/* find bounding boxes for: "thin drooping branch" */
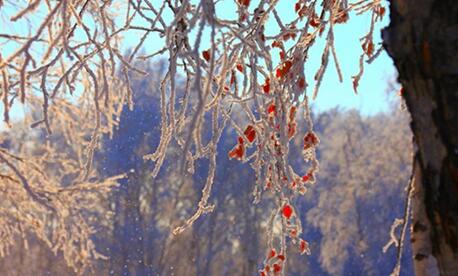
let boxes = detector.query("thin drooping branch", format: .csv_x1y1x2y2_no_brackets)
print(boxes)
0,1,388,274
383,151,415,276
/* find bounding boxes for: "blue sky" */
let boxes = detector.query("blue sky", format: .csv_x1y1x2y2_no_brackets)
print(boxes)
0,0,398,129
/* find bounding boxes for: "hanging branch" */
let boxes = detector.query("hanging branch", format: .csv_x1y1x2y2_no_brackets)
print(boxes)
383,152,416,276
0,0,388,274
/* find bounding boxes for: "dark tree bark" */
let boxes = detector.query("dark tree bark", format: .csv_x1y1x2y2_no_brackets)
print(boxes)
383,1,458,275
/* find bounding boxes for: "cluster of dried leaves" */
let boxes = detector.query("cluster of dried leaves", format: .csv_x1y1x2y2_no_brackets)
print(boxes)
0,0,386,274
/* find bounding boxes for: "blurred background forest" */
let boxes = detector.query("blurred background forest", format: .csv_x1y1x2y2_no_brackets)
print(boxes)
0,60,413,276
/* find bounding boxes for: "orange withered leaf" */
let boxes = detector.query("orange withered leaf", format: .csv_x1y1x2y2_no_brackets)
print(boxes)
289,106,297,121
287,122,297,139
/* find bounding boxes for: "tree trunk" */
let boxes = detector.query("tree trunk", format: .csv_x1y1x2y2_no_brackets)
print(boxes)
383,1,458,275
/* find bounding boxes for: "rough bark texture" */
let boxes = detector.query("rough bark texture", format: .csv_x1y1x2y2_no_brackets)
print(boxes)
383,0,458,275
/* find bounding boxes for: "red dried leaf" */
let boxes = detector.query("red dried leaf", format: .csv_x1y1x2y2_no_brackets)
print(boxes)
269,249,276,259
283,60,293,72
279,51,286,60
229,144,244,160
262,78,270,94
273,263,282,273
244,125,256,143
229,137,245,160
276,60,293,79
267,102,276,116
202,50,211,61
236,63,244,73
277,254,286,261
303,131,319,149
302,171,315,183
302,174,309,182
310,17,320,28
271,40,283,48
238,0,250,7
295,2,301,13
367,41,374,56
376,6,386,17
362,40,374,57
282,204,293,219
